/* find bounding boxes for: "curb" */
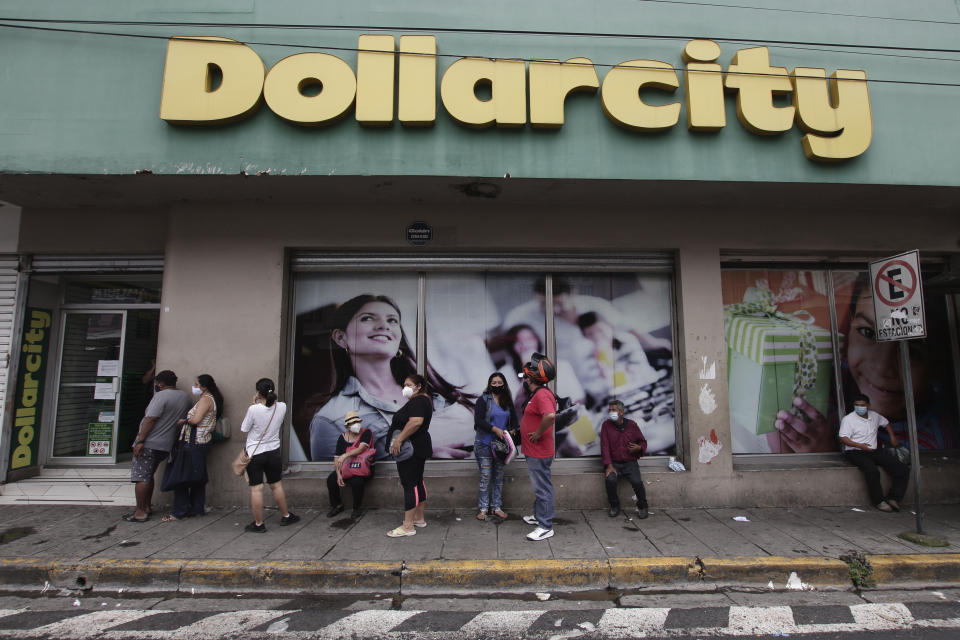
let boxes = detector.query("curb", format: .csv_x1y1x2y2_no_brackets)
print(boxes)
867,553,960,586
0,555,957,594
697,556,851,587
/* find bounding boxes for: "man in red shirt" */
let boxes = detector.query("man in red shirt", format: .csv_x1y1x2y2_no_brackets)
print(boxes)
519,353,557,541
600,399,649,519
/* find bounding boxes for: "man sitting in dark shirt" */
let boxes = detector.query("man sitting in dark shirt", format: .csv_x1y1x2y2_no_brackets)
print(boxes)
600,399,649,518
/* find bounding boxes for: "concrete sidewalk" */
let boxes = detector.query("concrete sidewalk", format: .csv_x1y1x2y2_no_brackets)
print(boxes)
1,503,959,595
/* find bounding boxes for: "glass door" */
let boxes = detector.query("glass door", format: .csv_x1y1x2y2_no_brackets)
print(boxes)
51,311,126,462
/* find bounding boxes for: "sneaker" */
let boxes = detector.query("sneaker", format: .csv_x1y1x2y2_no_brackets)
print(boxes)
280,512,301,526
608,507,621,518
522,515,539,525
636,507,649,519
327,504,344,518
245,521,266,533
876,501,893,512
526,526,555,541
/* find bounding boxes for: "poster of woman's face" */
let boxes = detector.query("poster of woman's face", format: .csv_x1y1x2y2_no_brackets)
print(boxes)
290,272,677,461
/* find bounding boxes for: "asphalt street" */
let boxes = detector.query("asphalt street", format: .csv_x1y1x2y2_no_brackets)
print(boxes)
0,587,958,639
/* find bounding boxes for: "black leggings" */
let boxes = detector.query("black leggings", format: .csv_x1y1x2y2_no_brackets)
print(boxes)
396,456,427,511
327,471,371,510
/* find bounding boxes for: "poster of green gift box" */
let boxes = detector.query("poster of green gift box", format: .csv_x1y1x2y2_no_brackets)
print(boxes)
726,315,833,435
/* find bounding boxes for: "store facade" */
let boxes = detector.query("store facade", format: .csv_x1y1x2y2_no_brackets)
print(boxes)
0,0,958,508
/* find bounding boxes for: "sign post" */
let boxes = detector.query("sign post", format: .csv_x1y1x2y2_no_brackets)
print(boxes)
868,250,926,534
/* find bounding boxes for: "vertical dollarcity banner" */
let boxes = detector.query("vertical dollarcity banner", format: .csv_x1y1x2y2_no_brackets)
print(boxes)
9,308,52,471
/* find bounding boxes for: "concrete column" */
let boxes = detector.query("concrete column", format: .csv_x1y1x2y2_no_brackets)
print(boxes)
156,206,287,506
675,244,733,483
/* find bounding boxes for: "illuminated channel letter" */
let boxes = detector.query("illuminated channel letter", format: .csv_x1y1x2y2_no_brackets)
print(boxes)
263,53,357,126
600,60,680,132
159,37,265,124
399,35,437,126
682,40,726,131
440,58,527,127
356,35,395,126
793,68,872,162
528,58,599,128
724,47,794,135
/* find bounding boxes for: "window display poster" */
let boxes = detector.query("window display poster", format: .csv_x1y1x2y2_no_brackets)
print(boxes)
834,271,958,451
290,272,677,462
722,270,839,454
723,269,959,454
290,274,420,461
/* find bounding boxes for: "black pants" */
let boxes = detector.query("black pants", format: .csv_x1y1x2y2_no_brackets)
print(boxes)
396,456,427,512
605,459,648,510
327,469,372,510
844,448,909,506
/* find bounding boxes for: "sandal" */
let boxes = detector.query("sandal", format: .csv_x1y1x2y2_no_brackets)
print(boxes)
387,526,416,538
413,520,427,528
492,509,508,520
122,513,149,523
160,514,182,523
476,512,487,521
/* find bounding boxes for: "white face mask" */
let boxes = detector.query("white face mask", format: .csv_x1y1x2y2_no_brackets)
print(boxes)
608,411,620,422
348,423,362,434
191,386,202,396
402,386,415,399
855,405,868,416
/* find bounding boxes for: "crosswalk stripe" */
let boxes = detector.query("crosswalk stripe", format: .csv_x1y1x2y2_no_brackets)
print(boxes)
850,603,914,628
0,612,21,622
313,609,421,638
30,610,161,638
458,610,543,635
728,605,795,635
599,607,670,635
156,609,289,637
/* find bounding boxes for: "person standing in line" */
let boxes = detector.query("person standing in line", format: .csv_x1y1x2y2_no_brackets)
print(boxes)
600,399,649,519
839,393,910,512
474,372,518,521
520,353,558,541
161,373,224,522
386,374,434,537
241,378,301,532
124,369,191,523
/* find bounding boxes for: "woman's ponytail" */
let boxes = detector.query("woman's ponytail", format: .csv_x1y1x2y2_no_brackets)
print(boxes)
256,378,277,407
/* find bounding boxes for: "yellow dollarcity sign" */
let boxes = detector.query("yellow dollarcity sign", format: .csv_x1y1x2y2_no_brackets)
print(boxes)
160,35,872,162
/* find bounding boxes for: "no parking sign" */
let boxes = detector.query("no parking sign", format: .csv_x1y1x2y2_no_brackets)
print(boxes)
868,250,926,341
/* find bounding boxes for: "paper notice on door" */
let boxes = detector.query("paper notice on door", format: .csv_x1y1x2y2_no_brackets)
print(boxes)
97,360,121,377
94,382,116,400
98,411,115,423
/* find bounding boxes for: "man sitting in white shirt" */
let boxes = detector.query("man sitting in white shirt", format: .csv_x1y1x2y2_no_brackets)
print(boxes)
838,393,910,512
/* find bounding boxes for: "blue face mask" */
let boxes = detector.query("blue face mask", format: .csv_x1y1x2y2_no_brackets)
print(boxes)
855,406,868,416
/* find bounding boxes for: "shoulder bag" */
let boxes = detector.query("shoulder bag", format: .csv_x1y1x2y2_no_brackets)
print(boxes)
340,429,375,479
232,403,277,476
161,425,207,491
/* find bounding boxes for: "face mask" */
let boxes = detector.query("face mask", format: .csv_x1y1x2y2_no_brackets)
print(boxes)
855,406,868,416
402,386,415,399
191,386,202,396
608,412,619,422
154,384,162,393
492,386,505,394
348,423,362,434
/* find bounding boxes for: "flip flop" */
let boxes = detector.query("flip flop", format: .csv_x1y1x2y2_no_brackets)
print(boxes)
160,514,182,523
413,520,427,528
492,510,509,520
122,513,150,523
387,526,416,537
476,512,486,521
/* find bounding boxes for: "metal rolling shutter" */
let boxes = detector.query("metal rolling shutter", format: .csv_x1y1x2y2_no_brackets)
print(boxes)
29,255,164,273
0,256,19,423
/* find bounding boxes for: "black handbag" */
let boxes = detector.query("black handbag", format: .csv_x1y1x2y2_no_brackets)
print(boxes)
161,425,208,491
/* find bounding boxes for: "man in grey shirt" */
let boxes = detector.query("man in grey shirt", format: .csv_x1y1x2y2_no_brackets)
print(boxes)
123,369,191,522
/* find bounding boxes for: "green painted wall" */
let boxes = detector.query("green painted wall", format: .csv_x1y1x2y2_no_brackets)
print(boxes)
0,0,958,185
